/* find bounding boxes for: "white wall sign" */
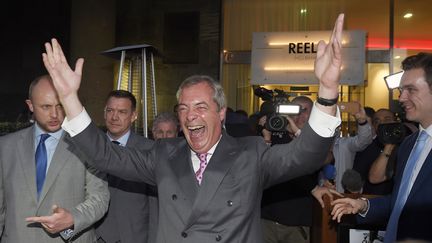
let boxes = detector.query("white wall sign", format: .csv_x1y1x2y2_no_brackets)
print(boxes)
251,30,366,85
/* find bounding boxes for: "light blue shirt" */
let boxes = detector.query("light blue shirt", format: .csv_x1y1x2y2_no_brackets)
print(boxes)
34,124,64,175
107,130,131,147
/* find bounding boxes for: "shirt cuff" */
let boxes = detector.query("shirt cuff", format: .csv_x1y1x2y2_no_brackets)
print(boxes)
61,108,91,137
358,198,370,217
308,102,341,137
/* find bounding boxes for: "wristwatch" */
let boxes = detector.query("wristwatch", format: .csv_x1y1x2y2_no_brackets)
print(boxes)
358,197,370,216
317,96,339,106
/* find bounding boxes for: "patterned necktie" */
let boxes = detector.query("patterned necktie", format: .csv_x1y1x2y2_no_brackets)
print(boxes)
384,131,429,243
35,133,50,198
195,153,208,185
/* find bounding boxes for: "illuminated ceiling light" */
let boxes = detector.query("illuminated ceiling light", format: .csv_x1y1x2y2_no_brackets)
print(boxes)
268,42,318,46
300,9,307,14
403,13,413,19
264,66,314,71
268,42,290,46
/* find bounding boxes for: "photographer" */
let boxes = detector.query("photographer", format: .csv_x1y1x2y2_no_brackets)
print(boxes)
257,95,312,145
257,106,293,145
260,96,318,243
369,118,418,184
353,108,398,195
255,88,297,145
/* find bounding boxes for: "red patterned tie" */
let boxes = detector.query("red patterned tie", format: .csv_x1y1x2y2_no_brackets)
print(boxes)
195,153,208,185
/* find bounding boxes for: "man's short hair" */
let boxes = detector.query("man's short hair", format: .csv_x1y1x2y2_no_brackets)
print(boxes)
364,106,376,120
28,75,52,99
176,75,226,111
341,169,363,193
152,112,179,132
374,108,395,120
106,90,137,110
402,52,432,88
291,96,313,107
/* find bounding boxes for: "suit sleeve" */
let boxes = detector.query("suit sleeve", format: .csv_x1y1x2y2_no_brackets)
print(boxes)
69,166,110,235
67,122,157,186
0,140,5,237
345,123,373,152
261,123,334,188
357,195,392,225
260,104,340,188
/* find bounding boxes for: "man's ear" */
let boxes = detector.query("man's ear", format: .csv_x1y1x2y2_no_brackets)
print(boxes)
131,110,138,123
26,99,34,113
219,107,227,122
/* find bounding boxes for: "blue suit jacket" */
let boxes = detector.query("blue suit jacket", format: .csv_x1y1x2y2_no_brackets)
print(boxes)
360,131,432,241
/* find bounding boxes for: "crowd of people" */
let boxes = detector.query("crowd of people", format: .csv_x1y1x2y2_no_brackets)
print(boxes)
1,13,432,243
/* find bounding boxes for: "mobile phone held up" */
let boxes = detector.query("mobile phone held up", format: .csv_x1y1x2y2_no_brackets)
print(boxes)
338,102,360,114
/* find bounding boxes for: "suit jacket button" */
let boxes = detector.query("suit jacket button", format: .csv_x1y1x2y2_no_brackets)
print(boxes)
227,200,233,206
181,231,187,238
172,194,177,200
216,235,222,241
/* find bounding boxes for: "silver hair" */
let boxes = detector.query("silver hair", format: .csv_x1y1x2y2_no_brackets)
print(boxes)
152,112,179,132
176,75,226,111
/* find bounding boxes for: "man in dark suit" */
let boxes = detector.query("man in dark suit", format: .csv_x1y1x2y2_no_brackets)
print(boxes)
0,75,109,242
332,52,432,242
42,13,345,243
95,90,155,243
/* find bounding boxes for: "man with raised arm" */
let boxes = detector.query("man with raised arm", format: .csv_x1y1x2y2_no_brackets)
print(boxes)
39,14,344,243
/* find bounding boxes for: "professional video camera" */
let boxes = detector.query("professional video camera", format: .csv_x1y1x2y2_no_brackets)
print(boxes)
377,122,406,144
254,87,300,132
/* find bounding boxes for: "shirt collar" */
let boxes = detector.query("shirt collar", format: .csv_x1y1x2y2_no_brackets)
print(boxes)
419,124,432,138
107,130,131,146
34,123,64,141
190,134,222,156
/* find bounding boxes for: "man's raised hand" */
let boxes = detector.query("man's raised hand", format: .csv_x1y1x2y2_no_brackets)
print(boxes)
314,13,344,98
43,38,84,118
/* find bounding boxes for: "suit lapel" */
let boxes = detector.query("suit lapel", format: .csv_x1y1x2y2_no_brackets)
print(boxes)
171,140,198,203
408,143,432,201
126,132,137,147
18,127,38,203
185,133,239,229
38,134,72,205
392,135,415,198
109,132,135,191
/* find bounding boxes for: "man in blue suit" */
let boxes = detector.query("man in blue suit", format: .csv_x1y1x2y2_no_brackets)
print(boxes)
331,52,432,242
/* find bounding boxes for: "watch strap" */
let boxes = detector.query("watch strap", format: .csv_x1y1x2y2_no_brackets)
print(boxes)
317,96,339,106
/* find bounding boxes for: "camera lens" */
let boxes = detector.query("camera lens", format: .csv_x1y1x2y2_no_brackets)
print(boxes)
266,115,288,131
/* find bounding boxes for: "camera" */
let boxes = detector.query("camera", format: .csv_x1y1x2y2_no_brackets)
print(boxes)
254,87,300,132
377,122,406,144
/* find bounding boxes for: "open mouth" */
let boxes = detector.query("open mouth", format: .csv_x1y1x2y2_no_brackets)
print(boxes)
188,125,205,137
402,103,413,112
